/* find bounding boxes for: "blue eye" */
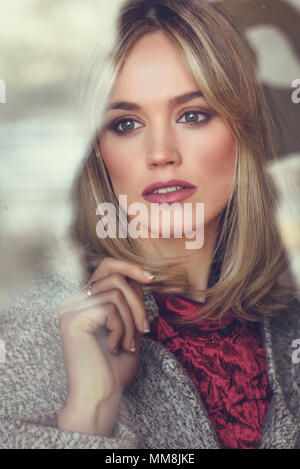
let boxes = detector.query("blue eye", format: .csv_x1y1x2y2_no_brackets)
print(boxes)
113,118,143,134
178,110,209,124
107,108,212,136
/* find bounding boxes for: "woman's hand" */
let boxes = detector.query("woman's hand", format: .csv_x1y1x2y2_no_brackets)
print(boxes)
57,258,154,435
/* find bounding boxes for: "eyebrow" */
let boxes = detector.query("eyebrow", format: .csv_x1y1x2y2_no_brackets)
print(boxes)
106,91,204,111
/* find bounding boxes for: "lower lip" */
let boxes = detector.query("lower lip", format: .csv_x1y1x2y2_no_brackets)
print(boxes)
142,188,197,203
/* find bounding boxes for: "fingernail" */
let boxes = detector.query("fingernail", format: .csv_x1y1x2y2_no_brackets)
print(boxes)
143,318,150,333
142,270,155,280
112,347,118,355
130,339,136,352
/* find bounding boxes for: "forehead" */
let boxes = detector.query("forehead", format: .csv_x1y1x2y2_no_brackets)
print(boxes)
110,31,200,103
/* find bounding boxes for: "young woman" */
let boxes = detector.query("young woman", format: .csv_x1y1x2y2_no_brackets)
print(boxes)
0,0,299,449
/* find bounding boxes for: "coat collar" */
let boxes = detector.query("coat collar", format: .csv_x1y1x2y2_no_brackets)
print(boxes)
142,289,299,449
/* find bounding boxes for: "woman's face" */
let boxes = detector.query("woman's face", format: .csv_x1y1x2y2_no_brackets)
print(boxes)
100,31,236,244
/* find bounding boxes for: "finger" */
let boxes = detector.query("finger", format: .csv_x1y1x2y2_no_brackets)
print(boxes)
94,304,126,354
58,258,153,334
86,289,135,352
59,289,135,352
89,257,155,285
87,274,150,335
57,290,86,317
127,278,145,301
57,280,108,316
58,257,154,312
105,308,128,354
66,302,125,345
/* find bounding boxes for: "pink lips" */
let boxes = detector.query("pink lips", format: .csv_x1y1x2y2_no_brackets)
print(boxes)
142,179,197,204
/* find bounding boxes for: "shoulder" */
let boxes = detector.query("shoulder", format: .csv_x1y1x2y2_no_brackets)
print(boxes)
0,270,87,338
268,298,300,352
267,297,300,419
270,297,300,327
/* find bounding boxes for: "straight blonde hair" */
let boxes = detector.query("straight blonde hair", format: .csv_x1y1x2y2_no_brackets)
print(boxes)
70,0,298,324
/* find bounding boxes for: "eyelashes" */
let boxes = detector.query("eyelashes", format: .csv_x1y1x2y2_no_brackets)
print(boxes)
106,108,214,136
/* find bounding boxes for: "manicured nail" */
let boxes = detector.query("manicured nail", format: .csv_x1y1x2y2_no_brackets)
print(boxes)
142,270,155,280
130,339,136,352
143,318,150,333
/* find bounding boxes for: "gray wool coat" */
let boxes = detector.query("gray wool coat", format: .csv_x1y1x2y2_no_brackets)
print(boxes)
0,271,299,449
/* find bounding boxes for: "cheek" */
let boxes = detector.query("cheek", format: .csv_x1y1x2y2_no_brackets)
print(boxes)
191,120,236,181
99,136,133,189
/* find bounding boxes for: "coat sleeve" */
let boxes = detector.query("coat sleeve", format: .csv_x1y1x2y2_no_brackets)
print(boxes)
0,273,139,449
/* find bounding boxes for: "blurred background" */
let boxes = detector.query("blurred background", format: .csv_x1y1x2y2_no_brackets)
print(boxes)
0,0,299,305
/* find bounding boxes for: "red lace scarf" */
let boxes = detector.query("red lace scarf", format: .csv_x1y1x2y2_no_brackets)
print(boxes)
147,291,273,449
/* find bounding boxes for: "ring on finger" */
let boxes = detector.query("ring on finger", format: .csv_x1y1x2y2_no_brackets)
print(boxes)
86,280,96,297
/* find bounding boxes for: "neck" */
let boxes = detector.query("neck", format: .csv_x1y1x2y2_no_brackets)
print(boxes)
140,217,220,302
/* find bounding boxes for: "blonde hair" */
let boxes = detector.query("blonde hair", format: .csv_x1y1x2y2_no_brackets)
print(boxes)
70,0,298,323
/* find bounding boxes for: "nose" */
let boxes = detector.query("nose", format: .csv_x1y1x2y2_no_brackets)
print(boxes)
145,133,182,168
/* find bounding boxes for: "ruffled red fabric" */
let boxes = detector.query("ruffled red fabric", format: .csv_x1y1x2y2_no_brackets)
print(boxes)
147,291,273,449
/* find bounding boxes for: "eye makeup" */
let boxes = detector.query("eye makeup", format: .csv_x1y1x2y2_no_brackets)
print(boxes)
105,107,216,136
